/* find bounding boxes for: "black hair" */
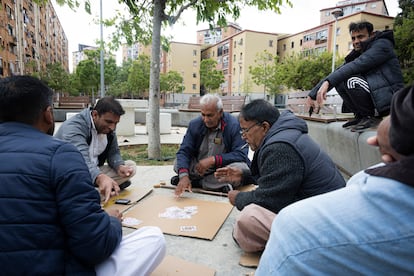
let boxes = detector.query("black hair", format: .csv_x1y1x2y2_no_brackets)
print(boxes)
240,99,280,126
349,21,374,34
0,75,53,125
93,96,125,116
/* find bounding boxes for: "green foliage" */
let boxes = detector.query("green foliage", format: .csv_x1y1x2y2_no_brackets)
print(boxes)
394,1,414,84
249,51,280,94
40,63,70,93
160,71,184,94
200,59,224,92
127,55,151,98
106,59,133,97
250,51,341,93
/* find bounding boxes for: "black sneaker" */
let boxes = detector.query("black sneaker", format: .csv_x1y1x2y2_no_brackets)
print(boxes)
342,117,362,128
170,175,179,186
119,180,131,190
351,116,382,132
221,184,233,193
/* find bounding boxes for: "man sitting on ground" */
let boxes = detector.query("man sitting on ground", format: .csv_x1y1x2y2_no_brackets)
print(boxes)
173,94,249,195
55,96,136,203
257,85,414,275
214,99,345,253
0,75,165,275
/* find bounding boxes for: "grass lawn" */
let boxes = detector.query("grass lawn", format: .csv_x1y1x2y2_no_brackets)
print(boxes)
120,144,179,165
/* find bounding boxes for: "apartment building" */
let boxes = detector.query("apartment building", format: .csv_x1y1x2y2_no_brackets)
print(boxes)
201,30,279,96
121,43,151,62
0,0,68,77
161,41,201,95
196,22,242,45
278,0,394,60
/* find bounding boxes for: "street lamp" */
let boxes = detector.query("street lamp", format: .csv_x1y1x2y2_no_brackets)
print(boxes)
331,8,343,72
99,0,105,98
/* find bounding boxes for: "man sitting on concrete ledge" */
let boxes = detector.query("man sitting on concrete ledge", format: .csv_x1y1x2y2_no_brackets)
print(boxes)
173,94,250,195
55,96,136,203
307,21,403,132
257,84,414,275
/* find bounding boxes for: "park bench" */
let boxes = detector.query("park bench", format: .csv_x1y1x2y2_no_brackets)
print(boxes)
57,96,91,109
286,90,353,123
179,95,246,113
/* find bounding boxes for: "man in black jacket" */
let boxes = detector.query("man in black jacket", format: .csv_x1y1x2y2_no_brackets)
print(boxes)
307,21,404,132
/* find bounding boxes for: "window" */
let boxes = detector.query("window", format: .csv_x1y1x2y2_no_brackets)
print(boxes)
192,84,197,90
233,54,236,62
283,44,286,51
192,73,197,78
291,42,294,49
193,61,197,67
193,50,197,56
269,40,273,47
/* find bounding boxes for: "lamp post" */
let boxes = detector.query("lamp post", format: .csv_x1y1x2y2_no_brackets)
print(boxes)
331,8,343,72
99,0,105,98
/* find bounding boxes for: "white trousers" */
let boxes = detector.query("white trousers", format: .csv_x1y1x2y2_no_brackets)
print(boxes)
95,226,166,276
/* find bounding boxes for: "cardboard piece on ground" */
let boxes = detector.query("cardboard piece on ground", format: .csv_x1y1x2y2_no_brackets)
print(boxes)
151,255,215,276
103,186,153,213
124,194,233,240
239,251,262,268
154,183,257,197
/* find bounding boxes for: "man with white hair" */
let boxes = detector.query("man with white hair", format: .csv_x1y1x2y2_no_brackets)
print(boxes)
173,94,249,196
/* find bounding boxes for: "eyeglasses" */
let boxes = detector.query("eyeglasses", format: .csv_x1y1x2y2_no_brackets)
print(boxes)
239,122,261,135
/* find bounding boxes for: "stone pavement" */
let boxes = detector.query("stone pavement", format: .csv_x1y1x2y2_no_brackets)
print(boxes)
55,122,256,275
119,125,255,275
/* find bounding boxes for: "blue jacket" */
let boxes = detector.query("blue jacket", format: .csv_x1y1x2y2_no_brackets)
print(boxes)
176,112,249,175
235,111,345,213
54,108,125,183
0,122,122,275
309,30,404,116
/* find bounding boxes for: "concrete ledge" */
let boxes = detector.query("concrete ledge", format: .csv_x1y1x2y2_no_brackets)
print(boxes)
54,108,83,122
135,108,240,127
306,121,381,177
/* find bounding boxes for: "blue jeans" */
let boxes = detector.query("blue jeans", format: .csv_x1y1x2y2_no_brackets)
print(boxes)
256,169,414,275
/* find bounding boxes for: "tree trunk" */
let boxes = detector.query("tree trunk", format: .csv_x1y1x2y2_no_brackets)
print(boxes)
147,0,163,159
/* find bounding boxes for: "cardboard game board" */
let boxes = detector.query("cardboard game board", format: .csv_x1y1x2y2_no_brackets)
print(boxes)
103,186,153,213
123,194,233,240
151,255,215,276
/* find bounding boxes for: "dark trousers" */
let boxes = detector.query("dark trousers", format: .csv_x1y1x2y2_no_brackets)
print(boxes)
336,76,376,117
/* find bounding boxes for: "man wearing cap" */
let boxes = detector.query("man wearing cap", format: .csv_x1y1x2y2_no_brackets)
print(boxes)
256,85,414,275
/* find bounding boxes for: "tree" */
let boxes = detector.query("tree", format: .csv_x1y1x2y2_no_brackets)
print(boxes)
249,51,280,95
128,55,151,98
40,63,71,95
394,0,414,84
200,59,224,93
117,0,292,159
107,59,134,98
49,0,292,160
160,70,184,105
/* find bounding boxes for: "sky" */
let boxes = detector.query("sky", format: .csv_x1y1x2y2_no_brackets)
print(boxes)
53,0,400,71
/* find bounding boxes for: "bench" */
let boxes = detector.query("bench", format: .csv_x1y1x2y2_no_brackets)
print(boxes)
179,95,246,113
286,90,353,123
57,96,91,109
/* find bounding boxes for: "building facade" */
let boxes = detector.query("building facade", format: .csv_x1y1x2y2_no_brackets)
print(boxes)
278,0,393,60
0,0,68,77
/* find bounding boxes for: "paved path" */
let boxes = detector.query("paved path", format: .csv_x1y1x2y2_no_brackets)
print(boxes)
55,122,256,275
